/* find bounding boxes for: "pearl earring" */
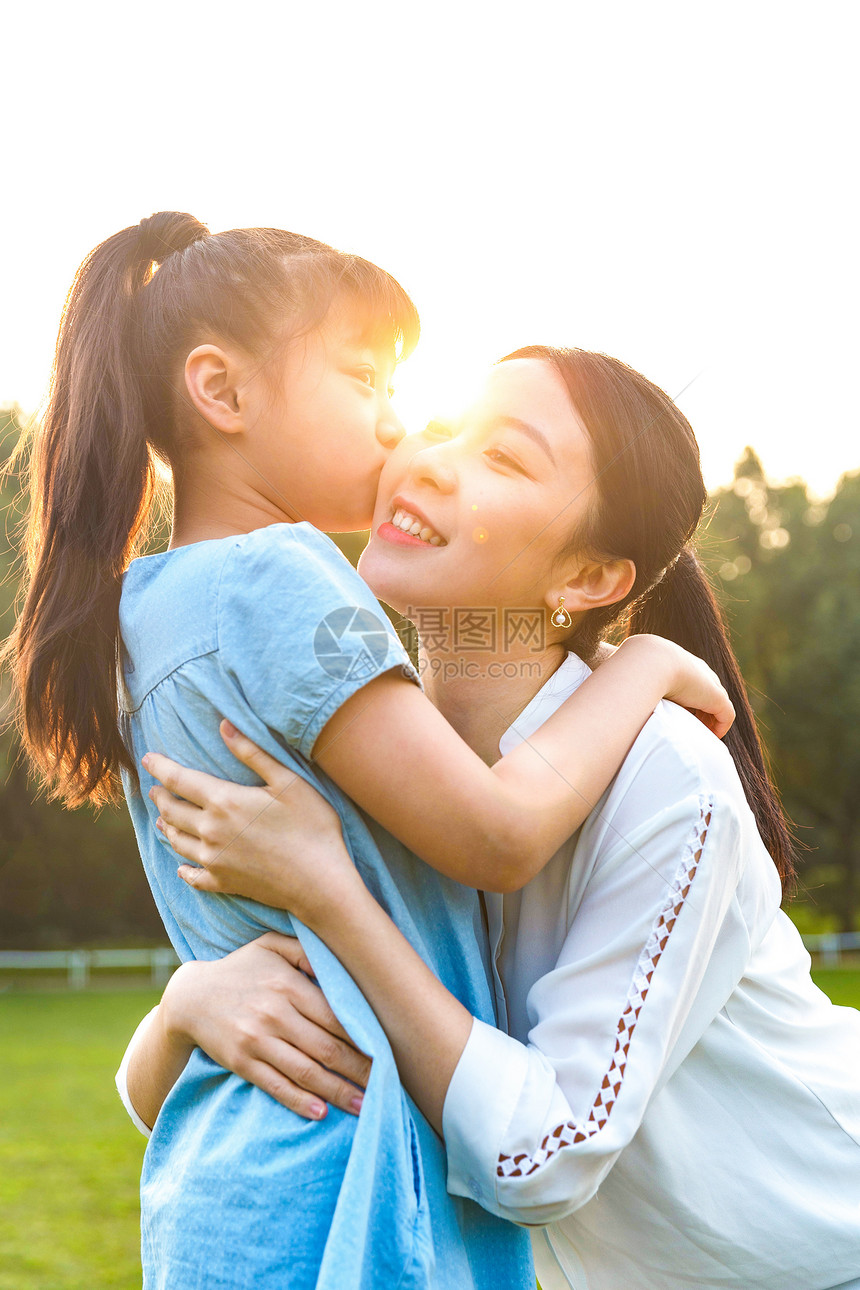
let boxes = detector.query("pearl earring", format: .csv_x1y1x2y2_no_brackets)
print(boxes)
550,597,572,629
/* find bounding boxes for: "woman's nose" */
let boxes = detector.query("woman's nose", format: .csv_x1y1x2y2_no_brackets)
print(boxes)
408,441,457,494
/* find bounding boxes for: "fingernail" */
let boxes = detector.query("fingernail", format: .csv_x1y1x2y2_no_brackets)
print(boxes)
309,1101,326,1119
141,754,151,769
156,817,164,832
350,1095,364,1113
221,719,237,737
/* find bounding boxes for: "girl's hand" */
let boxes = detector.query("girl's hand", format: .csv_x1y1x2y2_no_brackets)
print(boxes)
162,933,371,1120
143,722,361,922
627,635,735,737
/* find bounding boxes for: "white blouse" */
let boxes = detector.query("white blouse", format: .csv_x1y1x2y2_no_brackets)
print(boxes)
442,654,860,1290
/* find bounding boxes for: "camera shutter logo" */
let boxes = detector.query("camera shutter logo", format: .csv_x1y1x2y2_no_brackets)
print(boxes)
313,607,392,681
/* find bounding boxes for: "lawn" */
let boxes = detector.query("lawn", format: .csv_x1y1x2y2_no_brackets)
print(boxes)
0,973,857,1289
0,990,157,1290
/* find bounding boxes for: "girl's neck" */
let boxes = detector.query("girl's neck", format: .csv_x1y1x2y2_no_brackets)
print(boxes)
420,632,571,765
169,457,296,549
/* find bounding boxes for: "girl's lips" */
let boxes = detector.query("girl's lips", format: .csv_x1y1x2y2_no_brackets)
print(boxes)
377,521,442,549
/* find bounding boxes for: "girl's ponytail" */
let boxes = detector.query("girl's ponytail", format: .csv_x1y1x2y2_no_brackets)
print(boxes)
4,212,417,809
627,549,796,888
4,213,208,806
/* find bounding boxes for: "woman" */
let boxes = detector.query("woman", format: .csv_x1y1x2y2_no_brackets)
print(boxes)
128,348,860,1289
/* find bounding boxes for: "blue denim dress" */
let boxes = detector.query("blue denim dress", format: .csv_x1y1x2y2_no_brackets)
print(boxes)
118,522,533,1290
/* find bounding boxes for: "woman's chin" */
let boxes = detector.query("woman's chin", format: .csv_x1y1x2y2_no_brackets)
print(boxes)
357,544,410,613
359,542,448,617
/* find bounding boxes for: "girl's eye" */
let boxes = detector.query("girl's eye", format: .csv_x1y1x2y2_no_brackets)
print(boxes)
354,367,375,388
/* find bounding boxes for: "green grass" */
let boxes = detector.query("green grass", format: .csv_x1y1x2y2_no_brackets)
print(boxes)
0,974,857,1289
811,967,860,1007
0,990,158,1290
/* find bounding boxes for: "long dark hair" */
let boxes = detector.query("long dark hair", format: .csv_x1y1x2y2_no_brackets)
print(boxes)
504,346,795,890
3,212,419,808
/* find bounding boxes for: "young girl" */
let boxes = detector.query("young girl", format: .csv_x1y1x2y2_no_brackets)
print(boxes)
5,216,732,1289
132,350,860,1289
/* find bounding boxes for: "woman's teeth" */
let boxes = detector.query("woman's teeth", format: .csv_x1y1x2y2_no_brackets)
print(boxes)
392,509,445,545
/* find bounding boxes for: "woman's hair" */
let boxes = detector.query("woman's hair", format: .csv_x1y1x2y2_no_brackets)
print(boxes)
503,345,796,890
3,212,419,809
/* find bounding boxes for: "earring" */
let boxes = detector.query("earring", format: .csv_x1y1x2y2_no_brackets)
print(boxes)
550,597,572,629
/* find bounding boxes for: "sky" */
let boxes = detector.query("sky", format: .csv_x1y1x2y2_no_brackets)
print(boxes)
3,0,858,496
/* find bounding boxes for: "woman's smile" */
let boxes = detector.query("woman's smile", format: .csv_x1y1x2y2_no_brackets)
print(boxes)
361,358,594,616
378,496,448,547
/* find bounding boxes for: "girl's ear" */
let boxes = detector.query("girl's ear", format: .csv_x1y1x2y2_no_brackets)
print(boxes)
183,345,245,435
547,557,637,616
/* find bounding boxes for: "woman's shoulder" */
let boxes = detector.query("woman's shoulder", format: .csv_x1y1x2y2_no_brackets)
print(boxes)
592,700,760,869
628,698,743,800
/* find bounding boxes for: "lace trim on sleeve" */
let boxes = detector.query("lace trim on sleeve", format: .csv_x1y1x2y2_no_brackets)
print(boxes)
497,795,714,1180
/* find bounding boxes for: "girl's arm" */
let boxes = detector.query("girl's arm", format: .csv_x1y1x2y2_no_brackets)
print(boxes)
164,633,732,895
118,936,372,1131
311,635,732,892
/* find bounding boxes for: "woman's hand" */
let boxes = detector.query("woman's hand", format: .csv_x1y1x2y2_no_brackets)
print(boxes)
161,933,371,1120
143,722,362,923
623,635,735,738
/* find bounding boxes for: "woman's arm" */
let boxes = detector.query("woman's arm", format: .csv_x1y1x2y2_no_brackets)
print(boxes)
118,936,372,1132
153,756,755,1221
146,735,751,1150
442,791,754,1223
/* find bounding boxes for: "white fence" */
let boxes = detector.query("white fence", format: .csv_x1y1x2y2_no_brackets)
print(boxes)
0,947,179,989
1,933,858,989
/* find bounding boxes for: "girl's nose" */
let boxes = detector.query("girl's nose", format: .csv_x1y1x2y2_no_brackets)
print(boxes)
376,416,406,450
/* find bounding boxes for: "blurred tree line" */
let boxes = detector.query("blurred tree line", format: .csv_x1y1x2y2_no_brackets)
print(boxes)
1,405,858,945
701,448,860,932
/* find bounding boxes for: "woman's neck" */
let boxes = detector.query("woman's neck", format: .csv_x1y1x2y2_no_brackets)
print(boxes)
420,632,571,765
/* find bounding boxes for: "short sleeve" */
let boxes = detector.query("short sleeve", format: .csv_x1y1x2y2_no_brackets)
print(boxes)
217,524,420,759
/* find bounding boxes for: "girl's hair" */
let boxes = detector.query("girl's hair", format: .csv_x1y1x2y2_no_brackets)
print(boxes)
4,212,419,809
503,346,795,890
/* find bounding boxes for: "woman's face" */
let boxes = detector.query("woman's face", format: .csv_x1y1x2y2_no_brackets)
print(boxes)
359,358,597,617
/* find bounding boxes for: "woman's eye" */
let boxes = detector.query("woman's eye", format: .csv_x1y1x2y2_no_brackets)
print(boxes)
484,447,520,470
353,367,375,387
424,419,455,440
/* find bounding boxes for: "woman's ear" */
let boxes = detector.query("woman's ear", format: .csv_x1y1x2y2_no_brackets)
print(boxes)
183,345,245,435
547,557,637,616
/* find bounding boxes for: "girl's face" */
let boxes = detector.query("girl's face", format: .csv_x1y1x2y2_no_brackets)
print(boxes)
359,358,597,617
244,305,405,532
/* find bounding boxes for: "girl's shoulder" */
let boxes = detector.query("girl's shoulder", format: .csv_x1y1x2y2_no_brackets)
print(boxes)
224,521,358,585
218,522,386,624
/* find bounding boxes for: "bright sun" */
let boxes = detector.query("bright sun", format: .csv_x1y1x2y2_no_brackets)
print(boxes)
392,348,487,440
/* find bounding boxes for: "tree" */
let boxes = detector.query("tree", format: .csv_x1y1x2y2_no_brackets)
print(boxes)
704,450,860,930
0,408,164,947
